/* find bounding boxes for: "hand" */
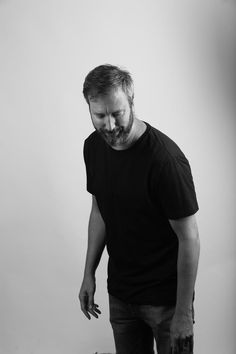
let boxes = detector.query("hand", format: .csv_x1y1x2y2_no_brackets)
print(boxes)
78,275,101,320
170,311,193,353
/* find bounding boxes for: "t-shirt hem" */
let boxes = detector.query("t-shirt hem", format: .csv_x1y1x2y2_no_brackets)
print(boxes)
107,290,177,306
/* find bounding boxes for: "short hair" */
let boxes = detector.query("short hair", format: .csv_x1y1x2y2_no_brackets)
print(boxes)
83,64,134,106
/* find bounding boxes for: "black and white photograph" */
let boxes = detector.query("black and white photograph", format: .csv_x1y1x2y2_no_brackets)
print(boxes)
1,1,235,353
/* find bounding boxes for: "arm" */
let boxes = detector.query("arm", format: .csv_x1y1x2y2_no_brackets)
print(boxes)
84,195,106,277
169,213,200,348
79,195,106,320
169,213,200,315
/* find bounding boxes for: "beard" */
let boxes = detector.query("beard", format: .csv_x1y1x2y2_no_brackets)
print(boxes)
98,109,134,147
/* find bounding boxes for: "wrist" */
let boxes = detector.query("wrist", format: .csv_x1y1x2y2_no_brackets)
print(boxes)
83,270,95,278
174,306,192,317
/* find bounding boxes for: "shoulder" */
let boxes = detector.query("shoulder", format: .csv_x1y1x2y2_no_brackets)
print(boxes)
84,130,105,152
84,130,98,146
83,131,99,161
147,123,188,165
83,130,107,164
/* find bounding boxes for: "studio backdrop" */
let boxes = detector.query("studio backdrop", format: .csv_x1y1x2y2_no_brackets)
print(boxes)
0,1,236,353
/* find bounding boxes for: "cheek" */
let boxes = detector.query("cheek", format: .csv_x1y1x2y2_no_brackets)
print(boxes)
91,117,104,129
120,113,130,126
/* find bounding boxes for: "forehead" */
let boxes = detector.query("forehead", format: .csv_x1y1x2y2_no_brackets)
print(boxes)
89,88,128,112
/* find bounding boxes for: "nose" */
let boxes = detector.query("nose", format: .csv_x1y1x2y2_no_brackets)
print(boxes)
105,115,116,131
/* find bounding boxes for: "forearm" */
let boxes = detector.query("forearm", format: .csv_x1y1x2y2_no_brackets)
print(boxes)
175,236,200,315
83,209,106,278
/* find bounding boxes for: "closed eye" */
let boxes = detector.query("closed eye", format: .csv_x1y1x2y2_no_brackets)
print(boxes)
95,113,105,119
113,111,124,119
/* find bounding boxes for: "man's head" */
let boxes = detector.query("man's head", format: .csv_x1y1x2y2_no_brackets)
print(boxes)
83,64,134,107
83,64,136,149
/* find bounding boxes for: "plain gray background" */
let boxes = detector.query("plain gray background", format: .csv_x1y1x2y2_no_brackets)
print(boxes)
1,1,236,353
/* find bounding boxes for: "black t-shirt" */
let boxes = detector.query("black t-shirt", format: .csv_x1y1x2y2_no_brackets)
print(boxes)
83,122,199,305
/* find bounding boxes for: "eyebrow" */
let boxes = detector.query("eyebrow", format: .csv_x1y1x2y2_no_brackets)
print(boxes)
113,109,124,114
94,109,124,115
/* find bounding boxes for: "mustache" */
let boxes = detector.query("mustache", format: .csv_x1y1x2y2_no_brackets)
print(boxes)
99,126,124,137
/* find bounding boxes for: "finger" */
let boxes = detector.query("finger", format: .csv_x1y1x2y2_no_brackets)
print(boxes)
170,333,175,349
173,337,181,354
87,295,99,318
94,307,101,314
87,297,99,318
81,308,91,320
190,335,194,352
179,335,193,353
171,338,177,354
87,305,99,318
176,338,181,354
170,334,179,352
93,305,101,314
179,337,184,352
183,336,191,350
185,335,193,352
184,335,193,352
79,294,91,320
171,345,177,354
80,299,91,320
175,336,193,353
170,343,175,354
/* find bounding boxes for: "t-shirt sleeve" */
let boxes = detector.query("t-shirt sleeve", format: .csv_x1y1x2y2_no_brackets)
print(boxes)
157,155,199,219
83,139,94,195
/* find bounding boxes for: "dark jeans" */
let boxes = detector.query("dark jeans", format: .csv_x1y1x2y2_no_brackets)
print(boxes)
109,294,194,354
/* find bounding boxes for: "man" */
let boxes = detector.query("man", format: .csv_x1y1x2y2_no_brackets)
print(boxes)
79,64,200,354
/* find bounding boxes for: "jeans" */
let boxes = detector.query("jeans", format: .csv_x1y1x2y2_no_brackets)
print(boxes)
109,294,194,354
